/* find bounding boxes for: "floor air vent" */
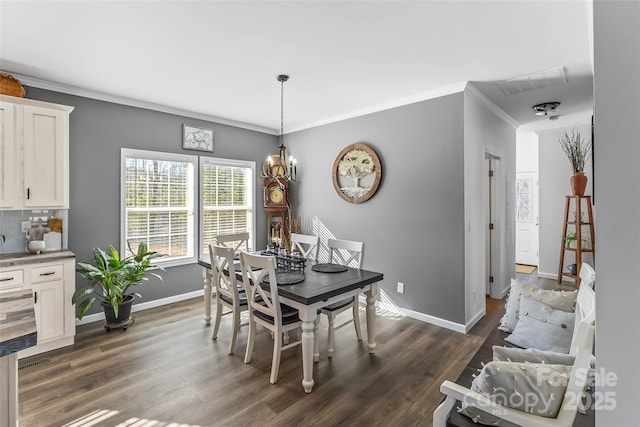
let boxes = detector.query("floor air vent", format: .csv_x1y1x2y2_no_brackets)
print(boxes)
19,358,50,370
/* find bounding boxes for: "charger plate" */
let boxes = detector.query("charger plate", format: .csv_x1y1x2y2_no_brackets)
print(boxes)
262,271,305,285
312,263,348,273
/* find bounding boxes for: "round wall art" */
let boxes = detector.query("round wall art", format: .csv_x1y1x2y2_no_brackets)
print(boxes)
332,143,382,203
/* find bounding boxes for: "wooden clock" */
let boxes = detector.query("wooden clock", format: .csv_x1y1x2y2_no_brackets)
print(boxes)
264,179,288,246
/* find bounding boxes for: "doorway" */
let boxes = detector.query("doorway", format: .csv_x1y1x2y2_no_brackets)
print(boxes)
484,155,501,297
515,172,539,267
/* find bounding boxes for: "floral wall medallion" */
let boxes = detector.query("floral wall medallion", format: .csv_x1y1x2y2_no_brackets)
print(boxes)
332,143,382,203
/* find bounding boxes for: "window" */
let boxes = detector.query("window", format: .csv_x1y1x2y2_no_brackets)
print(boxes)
200,157,255,258
121,149,198,267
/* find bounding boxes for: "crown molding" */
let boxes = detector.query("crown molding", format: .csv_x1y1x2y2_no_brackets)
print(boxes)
11,73,279,135
286,81,469,134
464,83,519,128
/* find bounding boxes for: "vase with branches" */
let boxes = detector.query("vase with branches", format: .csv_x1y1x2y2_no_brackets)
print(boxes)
558,127,592,196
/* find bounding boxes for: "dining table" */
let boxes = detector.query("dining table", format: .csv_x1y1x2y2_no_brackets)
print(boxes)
197,254,384,393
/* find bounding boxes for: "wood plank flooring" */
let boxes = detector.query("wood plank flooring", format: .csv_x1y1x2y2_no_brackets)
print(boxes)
17,270,561,427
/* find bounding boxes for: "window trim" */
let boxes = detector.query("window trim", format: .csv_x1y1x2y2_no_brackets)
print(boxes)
199,156,256,260
121,148,199,268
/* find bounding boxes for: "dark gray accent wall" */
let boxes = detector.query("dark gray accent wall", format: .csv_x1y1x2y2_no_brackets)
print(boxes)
286,93,466,323
26,88,277,315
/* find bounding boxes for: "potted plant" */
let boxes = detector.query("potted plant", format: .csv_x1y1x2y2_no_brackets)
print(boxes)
558,127,592,196
72,242,165,326
564,231,592,249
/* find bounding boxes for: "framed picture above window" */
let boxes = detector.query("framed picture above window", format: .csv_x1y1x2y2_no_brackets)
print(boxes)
183,124,214,152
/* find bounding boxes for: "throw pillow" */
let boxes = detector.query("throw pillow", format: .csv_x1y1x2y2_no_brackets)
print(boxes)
505,296,575,353
493,345,576,366
459,360,572,422
498,279,577,333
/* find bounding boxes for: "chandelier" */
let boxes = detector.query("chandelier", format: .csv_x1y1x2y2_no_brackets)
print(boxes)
262,74,297,182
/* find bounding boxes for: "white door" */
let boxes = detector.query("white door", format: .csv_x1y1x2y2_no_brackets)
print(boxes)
515,172,539,266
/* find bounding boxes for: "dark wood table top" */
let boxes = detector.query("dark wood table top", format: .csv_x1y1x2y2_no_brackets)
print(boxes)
198,258,383,306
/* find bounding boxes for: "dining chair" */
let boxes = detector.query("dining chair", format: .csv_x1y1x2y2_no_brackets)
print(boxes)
290,233,319,261
240,252,302,384
316,238,364,358
209,244,249,355
215,232,250,255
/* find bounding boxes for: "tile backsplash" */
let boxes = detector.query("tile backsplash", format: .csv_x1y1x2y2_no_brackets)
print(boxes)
0,209,69,254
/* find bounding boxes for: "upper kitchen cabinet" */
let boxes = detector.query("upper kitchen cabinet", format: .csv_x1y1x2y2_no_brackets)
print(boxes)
0,95,74,210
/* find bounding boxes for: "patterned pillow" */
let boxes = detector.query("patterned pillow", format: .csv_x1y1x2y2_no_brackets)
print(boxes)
498,279,577,332
459,360,572,422
505,296,576,353
493,345,576,366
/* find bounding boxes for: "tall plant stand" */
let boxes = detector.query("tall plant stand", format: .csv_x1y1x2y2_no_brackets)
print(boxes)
558,195,595,287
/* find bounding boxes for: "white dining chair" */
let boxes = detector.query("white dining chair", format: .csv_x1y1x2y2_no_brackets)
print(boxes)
215,232,250,255
209,244,248,355
240,252,302,384
290,233,319,261
316,238,364,357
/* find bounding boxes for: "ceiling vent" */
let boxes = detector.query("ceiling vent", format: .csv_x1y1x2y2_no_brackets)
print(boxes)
497,67,567,96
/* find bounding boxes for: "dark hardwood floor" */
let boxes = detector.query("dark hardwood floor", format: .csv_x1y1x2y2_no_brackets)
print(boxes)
17,269,566,427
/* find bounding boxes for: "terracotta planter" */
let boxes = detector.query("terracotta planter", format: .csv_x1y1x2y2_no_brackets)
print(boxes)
570,172,588,196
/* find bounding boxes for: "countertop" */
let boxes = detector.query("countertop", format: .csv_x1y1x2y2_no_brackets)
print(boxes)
0,249,75,268
0,289,37,357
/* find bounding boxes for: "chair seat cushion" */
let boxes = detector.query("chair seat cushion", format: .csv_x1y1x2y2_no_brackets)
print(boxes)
253,304,300,325
321,297,355,312
219,289,262,306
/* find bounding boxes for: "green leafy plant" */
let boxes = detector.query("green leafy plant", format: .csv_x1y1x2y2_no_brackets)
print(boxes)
558,127,592,173
564,232,592,249
72,242,165,319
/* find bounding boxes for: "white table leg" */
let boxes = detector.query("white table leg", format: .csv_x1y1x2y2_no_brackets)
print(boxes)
203,268,212,325
365,283,378,353
299,308,317,393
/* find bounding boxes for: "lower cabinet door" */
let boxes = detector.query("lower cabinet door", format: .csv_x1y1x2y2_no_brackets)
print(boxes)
32,280,65,343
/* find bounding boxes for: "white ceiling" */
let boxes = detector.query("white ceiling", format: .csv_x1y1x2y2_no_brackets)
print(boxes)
0,1,593,135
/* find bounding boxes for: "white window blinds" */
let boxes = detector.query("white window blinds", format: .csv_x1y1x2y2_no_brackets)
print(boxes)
200,157,255,257
121,149,197,266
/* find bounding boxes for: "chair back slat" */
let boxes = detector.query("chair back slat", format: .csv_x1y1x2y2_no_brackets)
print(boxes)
239,252,281,321
216,232,250,254
291,233,320,261
210,244,241,304
328,238,364,268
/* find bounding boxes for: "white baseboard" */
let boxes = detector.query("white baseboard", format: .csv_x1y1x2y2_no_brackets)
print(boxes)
357,295,478,334
538,271,576,282
399,306,467,334
464,308,486,333
75,289,205,326
79,290,476,335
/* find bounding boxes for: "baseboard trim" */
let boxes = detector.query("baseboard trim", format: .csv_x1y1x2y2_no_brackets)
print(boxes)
78,289,475,335
75,289,205,326
399,306,467,334
464,308,486,333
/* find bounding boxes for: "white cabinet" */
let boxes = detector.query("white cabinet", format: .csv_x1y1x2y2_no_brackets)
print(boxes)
0,95,73,210
32,280,65,343
0,254,76,358
0,101,16,208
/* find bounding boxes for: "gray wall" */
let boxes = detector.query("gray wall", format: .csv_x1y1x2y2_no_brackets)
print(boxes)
464,88,516,321
286,93,467,324
593,0,640,424
538,123,593,279
25,87,277,315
